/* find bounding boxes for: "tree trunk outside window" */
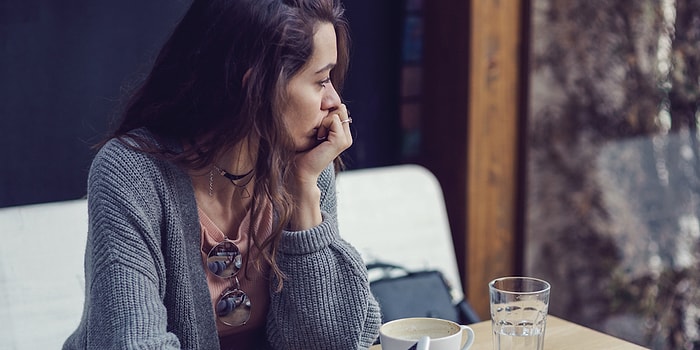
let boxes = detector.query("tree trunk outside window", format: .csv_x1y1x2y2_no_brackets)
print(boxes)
526,0,700,348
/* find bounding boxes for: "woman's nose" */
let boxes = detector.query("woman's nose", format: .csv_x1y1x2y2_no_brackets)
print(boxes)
322,83,341,110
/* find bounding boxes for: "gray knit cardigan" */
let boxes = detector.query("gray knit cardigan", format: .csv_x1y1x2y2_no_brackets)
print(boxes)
63,132,381,349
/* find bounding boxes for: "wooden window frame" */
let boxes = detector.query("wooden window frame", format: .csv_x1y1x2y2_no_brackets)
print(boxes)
420,0,527,318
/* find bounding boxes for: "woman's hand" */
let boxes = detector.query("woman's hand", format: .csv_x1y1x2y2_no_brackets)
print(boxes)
286,104,352,230
300,104,353,177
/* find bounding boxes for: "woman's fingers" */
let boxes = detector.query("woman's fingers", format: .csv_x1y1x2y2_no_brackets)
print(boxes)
299,104,353,178
330,105,352,143
337,104,352,140
316,104,352,147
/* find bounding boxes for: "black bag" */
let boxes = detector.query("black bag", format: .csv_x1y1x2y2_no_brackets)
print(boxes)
367,262,480,325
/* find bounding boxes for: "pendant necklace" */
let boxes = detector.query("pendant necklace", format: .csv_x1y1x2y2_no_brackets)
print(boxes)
213,165,255,198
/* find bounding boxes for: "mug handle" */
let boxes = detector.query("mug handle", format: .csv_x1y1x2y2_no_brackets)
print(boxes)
459,325,475,350
415,336,430,350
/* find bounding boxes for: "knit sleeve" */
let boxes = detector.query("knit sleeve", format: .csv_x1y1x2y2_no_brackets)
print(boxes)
63,139,181,349
266,164,382,350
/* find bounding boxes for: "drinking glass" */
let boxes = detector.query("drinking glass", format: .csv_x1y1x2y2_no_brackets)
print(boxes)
489,277,550,350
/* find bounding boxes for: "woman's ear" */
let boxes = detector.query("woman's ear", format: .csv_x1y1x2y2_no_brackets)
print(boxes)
242,68,252,87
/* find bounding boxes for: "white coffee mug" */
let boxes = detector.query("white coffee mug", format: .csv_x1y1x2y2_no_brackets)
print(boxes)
379,317,475,350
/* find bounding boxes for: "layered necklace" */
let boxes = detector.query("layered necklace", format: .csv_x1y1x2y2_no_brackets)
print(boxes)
203,164,256,326
210,165,255,198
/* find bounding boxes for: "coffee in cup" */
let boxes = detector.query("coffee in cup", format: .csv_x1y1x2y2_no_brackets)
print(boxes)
379,317,475,350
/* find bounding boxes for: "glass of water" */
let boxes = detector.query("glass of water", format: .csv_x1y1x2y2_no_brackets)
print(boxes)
489,276,550,350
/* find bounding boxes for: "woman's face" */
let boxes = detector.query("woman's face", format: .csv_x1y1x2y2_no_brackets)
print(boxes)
281,22,341,152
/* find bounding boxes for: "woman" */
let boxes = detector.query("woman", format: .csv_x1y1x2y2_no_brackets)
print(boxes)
63,0,381,349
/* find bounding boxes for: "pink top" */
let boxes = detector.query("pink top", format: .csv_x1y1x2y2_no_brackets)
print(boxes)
198,201,273,347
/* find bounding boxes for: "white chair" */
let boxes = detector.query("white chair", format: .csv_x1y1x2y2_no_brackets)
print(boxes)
0,165,469,348
336,164,464,303
0,199,88,349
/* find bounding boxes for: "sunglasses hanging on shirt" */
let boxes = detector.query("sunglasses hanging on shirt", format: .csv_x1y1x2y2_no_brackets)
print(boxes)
206,240,251,326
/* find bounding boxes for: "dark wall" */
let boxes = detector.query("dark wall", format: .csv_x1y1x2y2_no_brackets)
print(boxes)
0,1,190,207
0,0,403,208
342,1,403,170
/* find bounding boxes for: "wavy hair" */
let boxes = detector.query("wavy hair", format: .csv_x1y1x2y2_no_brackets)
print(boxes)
110,0,350,289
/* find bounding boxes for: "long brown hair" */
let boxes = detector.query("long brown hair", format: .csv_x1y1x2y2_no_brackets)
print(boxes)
110,0,350,288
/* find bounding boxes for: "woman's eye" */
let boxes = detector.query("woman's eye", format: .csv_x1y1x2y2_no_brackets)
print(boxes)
319,77,331,88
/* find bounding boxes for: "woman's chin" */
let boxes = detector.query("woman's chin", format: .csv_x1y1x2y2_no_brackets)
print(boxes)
294,138,323,153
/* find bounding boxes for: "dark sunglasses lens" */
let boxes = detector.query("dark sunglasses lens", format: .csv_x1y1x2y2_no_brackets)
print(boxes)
207,241,242,278
216,289,251,326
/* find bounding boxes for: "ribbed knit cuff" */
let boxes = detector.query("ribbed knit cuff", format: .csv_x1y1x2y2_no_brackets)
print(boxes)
278,211,338,254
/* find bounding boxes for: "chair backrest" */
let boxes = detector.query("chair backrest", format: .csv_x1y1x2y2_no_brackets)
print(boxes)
0,199,88,349
0,165,464,347
336,164,463,301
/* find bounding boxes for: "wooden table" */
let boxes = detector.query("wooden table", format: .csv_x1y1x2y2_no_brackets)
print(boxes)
371,316,648,349
472,316,648,349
